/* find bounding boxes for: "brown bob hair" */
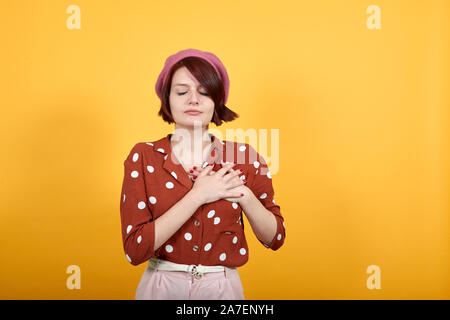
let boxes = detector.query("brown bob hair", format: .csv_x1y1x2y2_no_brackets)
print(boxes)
157,56,239,126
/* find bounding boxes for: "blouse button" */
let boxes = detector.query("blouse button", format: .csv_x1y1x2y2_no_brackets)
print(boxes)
193,245,199,252
194,220,200,227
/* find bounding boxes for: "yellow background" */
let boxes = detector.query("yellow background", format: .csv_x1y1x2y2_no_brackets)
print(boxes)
0,0,449,299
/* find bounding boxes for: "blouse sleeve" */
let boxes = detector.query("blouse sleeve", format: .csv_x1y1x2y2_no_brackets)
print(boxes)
246,144,286,251
119,143,156,266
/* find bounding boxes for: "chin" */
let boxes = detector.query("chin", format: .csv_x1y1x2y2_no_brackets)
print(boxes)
177,119,207,127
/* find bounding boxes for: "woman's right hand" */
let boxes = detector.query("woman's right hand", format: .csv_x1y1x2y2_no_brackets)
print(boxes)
190,163,246,205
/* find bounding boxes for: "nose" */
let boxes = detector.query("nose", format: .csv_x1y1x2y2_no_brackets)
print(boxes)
187,91,200,105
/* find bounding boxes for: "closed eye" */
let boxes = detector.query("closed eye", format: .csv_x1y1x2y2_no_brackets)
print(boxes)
177,91,209,96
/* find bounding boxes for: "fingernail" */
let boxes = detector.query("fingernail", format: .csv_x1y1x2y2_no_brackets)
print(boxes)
243,179,246,182
189,170,193,173
209,163,214,166
239,169,243,172
240,193,244,196
193,176,197,179
193,166,196,169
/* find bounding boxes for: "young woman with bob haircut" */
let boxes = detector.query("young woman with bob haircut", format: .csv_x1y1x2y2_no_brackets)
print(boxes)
120,48,285,300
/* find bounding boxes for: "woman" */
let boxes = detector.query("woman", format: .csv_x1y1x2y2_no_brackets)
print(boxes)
120,48,285,300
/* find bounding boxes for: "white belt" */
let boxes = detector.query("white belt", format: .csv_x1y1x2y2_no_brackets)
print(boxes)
148,258,226,279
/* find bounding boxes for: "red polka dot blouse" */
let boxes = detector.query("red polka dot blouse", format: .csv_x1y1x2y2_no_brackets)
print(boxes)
120,133,285,267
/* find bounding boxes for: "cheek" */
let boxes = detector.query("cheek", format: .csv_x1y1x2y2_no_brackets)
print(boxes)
168,94,178,106
204,99,215,113
169,96,183,112
201,106,214,121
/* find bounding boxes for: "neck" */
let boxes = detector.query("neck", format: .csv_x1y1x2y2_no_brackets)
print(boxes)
170,124,212,164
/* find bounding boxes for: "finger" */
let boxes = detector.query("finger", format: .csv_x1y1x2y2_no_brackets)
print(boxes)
190,166,203,176
220,161,236,174
216,162,236,178
223,197,241,202
226,190,245,198
223,168,243,183
232,173,246,185
198,163,214,177
195,163,216,177
225,178,246,190
220,160,232,167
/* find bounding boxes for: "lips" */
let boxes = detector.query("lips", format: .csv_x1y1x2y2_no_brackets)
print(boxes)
185,110,202,115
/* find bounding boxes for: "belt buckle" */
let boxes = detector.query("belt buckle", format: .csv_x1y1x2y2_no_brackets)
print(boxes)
188,265,203,279
194,272,202,279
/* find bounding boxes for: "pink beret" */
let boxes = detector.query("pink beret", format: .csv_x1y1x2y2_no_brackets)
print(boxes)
155,48,230,104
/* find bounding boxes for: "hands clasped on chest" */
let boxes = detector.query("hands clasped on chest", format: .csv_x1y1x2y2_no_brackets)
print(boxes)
189,162,249,204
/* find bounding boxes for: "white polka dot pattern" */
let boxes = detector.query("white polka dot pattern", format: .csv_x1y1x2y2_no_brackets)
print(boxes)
165,182,174,189
137,201,146,209
120,138,285,267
